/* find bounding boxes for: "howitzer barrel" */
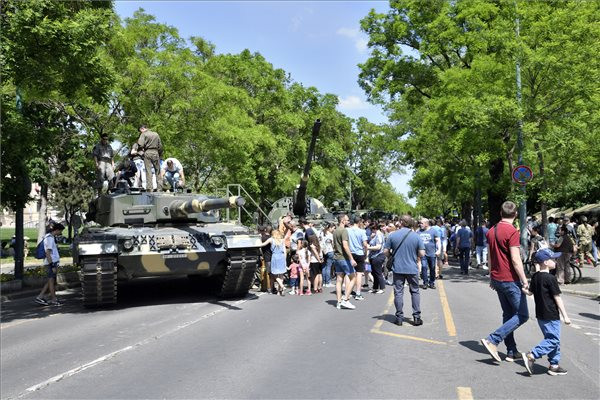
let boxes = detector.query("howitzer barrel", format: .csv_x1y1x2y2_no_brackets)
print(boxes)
169,196,245,218
293,119,321,217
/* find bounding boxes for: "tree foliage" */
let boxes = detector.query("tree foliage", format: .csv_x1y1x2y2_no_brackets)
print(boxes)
1,3,412,227
359,0,600,220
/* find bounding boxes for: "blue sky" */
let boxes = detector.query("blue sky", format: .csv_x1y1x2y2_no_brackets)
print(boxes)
115,1,414,204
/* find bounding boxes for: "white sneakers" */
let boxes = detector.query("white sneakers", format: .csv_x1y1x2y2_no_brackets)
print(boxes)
340,299,356,309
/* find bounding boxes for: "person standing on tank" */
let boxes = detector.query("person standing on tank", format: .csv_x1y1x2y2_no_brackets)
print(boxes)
92,133,115,194
136,124,163,191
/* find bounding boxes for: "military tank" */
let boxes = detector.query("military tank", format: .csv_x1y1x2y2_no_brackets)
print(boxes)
74,191,262,307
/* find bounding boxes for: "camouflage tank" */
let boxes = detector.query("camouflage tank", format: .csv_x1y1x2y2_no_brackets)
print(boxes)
74,191,262,307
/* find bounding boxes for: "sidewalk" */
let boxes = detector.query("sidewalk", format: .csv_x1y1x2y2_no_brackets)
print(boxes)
445,256,600,300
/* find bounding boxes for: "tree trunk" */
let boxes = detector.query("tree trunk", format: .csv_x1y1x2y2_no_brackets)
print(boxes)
461,200,473,226
37,184,48,243
487,157,505,226
15,207,24,280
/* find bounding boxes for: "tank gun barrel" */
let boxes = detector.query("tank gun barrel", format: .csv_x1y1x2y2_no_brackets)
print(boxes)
169,196,245,218
293,119,321,217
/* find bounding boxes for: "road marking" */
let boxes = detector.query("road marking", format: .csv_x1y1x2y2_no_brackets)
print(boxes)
437,280,457,337
371,289,447,345
457,386,473,400
371,328,447,345
18,294,264,398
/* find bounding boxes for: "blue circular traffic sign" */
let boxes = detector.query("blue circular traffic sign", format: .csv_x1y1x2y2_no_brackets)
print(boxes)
512,165,533,185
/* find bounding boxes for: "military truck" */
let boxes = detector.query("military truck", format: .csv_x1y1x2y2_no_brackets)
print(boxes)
74,191,262,307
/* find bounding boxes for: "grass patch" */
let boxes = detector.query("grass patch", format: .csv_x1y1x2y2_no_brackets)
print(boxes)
1,227,73,261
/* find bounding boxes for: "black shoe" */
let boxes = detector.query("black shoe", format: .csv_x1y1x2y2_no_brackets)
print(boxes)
429,284,436,289
421,285,428,290
438,275,444,279
394,319,403,326
413,317,423,326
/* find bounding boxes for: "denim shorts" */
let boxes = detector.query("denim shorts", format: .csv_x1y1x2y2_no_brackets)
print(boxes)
289,277,298,287
334,259,355,275
46,263,58,278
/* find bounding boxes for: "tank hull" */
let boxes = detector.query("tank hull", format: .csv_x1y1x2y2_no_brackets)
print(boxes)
74,223,262,306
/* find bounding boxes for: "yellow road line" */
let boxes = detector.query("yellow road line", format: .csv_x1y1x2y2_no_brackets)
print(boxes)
456,386,473,400
437,280,457,336
371,328,447,345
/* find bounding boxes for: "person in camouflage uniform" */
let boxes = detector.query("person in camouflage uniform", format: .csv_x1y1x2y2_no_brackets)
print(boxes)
576,216,597,267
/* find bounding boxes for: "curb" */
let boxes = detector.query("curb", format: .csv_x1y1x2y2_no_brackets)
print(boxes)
560,288,600,300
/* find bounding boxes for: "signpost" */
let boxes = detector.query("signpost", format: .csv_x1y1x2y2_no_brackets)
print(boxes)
512,165,533,186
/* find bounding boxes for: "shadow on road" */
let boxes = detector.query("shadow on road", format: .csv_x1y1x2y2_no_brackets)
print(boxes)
0,276,260,324
579,312,600,320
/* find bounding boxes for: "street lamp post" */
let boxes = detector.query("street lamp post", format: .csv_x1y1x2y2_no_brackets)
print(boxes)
514,1,528,256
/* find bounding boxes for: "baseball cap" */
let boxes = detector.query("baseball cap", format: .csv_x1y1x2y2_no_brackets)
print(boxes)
534,248,561,263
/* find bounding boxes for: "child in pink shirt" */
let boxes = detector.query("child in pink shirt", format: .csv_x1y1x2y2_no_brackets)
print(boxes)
288,254,301,295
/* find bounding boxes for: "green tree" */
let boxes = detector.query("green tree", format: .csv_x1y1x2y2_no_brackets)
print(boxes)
359,0,599,224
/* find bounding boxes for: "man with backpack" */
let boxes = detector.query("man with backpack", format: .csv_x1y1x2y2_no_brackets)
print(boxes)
35,222,65,306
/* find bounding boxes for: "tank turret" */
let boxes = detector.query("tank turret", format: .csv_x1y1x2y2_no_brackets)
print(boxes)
89,192,246,227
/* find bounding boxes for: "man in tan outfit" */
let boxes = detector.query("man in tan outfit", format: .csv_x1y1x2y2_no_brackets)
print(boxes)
136,125,163,191
577,216,597,267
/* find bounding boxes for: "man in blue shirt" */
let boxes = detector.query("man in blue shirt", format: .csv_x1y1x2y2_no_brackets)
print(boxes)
347,216,368,300
455,220,473,275
384,215,425,326
475,220,489,270
418,218,441,289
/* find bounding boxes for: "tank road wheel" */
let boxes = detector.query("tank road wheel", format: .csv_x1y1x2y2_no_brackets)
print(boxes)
218,249,260,299
80,256,117,307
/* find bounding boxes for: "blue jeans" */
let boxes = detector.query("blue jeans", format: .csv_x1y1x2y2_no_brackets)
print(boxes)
165,170,181,189
421,256,436,285
459,248,470,273
487,279,529,353
593,242,598,263
322,252,334,284
393,273,420,321
531,319,561,366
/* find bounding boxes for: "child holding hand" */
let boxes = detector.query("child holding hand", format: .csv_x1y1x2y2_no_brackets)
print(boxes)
522,248,571,376
297,239,312,295
288,254,301,295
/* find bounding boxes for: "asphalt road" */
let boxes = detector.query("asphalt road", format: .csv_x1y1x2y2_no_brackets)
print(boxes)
1,266,599,400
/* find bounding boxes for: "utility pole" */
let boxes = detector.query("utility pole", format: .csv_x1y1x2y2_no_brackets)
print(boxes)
514,1,528,256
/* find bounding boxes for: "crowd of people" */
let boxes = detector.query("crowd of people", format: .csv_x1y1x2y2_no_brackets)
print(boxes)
92,125,186,194
256,210,599,304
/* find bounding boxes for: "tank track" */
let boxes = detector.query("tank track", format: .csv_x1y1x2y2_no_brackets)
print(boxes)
80,256,117,307
218,249,260,298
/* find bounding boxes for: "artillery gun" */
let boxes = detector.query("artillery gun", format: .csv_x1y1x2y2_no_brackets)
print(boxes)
74,191,262,307
268,119,336,227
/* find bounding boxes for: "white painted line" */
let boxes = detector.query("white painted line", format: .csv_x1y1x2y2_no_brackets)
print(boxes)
584,332,600,337
19,294,264,397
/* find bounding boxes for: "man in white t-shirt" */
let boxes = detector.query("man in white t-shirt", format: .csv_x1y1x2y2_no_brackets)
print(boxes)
160,157,185,191
35,222,65,306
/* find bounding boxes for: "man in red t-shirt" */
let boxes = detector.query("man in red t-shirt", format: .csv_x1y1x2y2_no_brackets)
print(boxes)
480,201,530,363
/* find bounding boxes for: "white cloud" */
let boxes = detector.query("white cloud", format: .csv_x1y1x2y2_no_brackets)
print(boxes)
337,95,368,111
336,27,368,53
336,27,359,38
290,15,303,32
